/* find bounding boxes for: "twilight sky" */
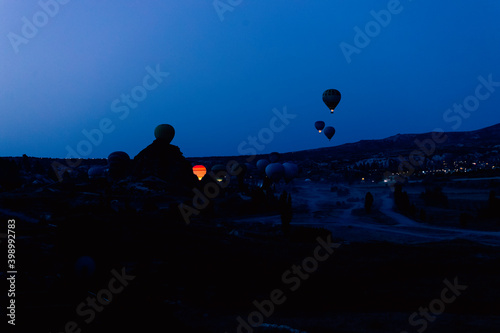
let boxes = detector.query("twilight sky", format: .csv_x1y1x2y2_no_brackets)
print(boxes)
1,0,499,159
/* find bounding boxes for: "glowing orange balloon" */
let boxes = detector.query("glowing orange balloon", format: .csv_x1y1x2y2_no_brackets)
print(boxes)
192,165,207,180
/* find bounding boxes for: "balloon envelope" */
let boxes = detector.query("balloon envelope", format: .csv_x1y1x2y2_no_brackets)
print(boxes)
88,166,107,179
315,121,326,133
108,151,130,168
108,151,130,162
192,165,207,180
107,151,130,178
269,152,280,163
265,163,285,183
256,159,270,173
322,89,341,113
324,126,336,140
282,162,299,182
154,124,175,143
211,164,227,182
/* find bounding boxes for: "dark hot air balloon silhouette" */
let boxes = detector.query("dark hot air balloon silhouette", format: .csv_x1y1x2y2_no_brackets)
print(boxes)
256,159,270,173
322,89,341,113
88,165,107,179
154,124,175,144
324,126,336,141
283,162,299,183
211,164,227,182
265,163,285,183
107,151,130,178
269,152,280,163
315,121,326,133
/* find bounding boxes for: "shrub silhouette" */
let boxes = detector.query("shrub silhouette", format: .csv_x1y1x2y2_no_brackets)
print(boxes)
364,192,374,213
394,184,411,214
279,190,293,235
420,186,448,208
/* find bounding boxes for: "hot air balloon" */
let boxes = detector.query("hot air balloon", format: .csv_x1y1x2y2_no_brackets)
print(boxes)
211,164,227,182
192,165,207,180
108,151,130,178
324,126,336,141
154,124,175,144
315,121,326,133
282,162,299,183
269,152,280,163
256,159,270,173
88,165,108,179
265,163,285,183
322,89,341,113
108,151,130,162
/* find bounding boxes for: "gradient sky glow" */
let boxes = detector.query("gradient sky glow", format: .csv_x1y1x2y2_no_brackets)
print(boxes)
1,0,499,158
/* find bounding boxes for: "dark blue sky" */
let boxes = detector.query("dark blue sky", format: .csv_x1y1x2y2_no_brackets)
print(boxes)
1,0,499,158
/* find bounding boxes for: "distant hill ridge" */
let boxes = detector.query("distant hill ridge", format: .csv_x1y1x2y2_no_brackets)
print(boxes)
278,123,500,162
187,123,500,163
